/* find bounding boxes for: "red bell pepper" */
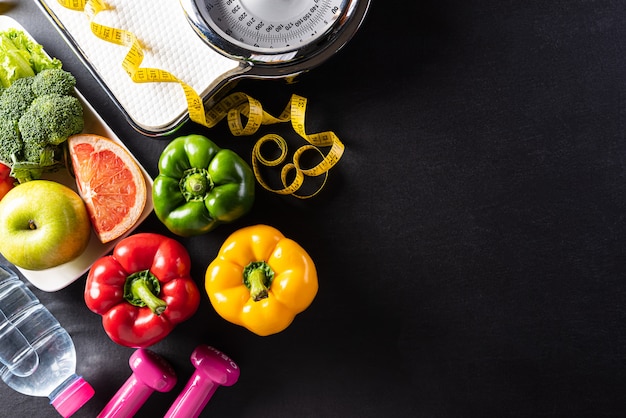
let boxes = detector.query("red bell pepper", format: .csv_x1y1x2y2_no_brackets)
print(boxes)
0,162,15,200
84,233,201,347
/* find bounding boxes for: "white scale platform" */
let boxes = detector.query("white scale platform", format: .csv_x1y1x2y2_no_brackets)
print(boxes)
36,0,243,135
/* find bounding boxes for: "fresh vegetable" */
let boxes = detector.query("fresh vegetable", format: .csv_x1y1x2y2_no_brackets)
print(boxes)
152,134,255,237
84,233,201,347
0,162,15,200
0,68,83,183
0,28,61,88
205,224,318,336
0,28,83,183
0,76,33,120
30,67,76,96
20,93,83,145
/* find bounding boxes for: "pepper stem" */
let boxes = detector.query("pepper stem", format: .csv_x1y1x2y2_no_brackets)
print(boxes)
243,261,275,302
124,270,167,315
180,167,213,202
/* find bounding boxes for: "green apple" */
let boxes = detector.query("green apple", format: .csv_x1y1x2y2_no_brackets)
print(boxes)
0,180,91,270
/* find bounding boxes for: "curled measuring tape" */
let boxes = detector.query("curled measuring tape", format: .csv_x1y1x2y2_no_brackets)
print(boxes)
209,92,344,198
56,0,345,198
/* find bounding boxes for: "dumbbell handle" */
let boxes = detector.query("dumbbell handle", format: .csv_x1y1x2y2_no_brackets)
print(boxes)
164,345,240,418
98,349,177,418
98,374,153,418
164,373,217,418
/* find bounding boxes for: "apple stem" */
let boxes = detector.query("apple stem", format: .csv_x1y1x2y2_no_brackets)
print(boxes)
28,220,37,230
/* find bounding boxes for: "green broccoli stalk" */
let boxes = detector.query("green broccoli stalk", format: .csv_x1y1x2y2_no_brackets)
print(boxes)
9,145,59,183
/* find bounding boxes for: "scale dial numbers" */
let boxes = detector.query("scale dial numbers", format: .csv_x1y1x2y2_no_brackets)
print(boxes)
199,0,350,55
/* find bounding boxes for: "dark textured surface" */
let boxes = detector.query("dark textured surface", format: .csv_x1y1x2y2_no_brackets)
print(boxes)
2,1,626,416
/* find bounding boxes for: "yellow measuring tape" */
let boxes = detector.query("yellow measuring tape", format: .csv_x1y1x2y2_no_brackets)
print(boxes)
56,0,344,198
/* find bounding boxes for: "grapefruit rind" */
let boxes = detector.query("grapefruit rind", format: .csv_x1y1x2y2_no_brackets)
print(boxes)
67,134,147,244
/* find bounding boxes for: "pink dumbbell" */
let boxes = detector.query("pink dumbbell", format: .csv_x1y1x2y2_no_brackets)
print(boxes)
164,345,240,418
98,348,177,418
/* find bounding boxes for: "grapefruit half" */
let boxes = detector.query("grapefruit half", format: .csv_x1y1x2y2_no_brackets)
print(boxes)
67,134,147,243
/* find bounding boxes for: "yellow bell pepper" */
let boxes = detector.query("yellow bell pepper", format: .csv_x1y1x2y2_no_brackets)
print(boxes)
205,224,318,336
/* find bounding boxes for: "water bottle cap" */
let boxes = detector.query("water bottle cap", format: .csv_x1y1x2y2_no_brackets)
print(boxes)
51,376,95,417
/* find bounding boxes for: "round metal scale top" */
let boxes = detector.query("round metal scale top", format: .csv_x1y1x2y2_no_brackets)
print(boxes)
180,0,371,72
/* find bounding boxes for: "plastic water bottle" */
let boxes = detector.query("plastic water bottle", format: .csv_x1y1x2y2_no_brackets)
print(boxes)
0,264,94,417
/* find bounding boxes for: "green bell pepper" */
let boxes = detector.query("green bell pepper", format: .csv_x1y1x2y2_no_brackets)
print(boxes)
152,134,255,237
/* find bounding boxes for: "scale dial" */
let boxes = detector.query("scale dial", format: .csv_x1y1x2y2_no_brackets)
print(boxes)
180,0,369,66
202,0,348,53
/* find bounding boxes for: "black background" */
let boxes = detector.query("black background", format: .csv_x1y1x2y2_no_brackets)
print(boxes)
2,0,626,416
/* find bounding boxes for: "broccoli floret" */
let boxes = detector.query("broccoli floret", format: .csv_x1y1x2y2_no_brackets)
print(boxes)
18,94,84,147
31,68,76,97
0,118,22,164
12,93,82,183
0,76,34,121
0,29,80,183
